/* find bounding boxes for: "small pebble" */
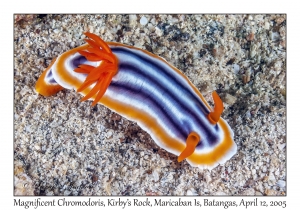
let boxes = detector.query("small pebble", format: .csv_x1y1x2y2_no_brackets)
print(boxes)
255,191,263,195
204,173,212,183
140,16,148,25
105,130,113,139
213,191,227,195
271,32,280,41
224,93,237,105
152,170,159,182
264,22,270,30
232,64,240,74
64,190,71,196
268,172,276,182
276,17,285,25
277,143,286,151
34,144,41,151
186,188,198,195
241,188,255,195
265,189,277,196
246,33,255,41
129,15,137,25
277,180,286,188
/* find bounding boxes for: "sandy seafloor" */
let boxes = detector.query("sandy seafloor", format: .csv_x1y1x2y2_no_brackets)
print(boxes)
14,14,286,196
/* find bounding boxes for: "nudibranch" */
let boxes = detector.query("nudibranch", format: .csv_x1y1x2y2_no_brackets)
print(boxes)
35,32,237,169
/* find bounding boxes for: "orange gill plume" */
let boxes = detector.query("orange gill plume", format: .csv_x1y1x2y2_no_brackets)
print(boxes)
74,32,118,106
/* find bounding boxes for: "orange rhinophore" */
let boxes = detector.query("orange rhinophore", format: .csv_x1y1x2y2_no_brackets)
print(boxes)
207,91,224,124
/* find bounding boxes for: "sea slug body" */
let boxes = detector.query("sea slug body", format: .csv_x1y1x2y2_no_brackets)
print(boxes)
35,32,237,169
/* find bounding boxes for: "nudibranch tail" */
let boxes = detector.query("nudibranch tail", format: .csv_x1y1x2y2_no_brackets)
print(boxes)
75,32,118,106
35,58,64,96
178,132,200,162
207,91,224,124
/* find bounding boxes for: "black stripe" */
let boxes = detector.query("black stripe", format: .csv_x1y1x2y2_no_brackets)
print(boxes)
111,46,209,112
